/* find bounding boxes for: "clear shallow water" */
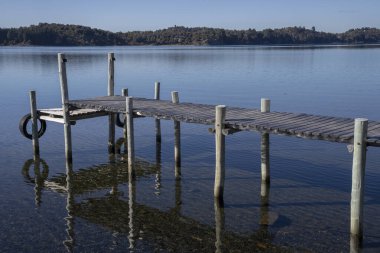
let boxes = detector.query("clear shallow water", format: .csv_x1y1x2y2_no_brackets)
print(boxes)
1,46,380,252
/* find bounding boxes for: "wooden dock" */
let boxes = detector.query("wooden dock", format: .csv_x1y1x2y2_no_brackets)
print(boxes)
22,52,380,244
69,96,380,146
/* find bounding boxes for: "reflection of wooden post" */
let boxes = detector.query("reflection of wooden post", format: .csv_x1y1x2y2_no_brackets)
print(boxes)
259,182,270,231
214,105,226,201
126,97,135,177
128,174,136,250
214,199,225,253
63,160,75,252
58,53,72,163
29,90,40,158
172,91,181,180
33,157,42,206
350,234,361,253
261,98,270,184
108,53,116,154
122,88,129,154
174,179,182,215
350,118,368,239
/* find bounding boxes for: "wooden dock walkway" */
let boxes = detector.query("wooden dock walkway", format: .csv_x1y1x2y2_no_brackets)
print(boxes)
21,52,378,242
69,96,380,147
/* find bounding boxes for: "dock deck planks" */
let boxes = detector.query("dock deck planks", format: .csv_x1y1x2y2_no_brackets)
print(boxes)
69,96,380,147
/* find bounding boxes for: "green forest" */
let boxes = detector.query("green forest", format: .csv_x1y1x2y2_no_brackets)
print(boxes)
1,23,380,46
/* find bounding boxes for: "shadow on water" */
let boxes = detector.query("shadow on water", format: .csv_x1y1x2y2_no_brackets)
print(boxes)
21,153,306,253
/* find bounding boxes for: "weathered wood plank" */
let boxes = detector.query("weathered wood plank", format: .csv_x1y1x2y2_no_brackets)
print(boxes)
68,96,380,146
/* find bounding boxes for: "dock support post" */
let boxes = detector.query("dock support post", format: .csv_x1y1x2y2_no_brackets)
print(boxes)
214,105,226,202
122,88,129,154
261,98,270,184
350,118,368,240
154,81,160,100
29,90,40,158
172,91,181,180
58,53,72,163
154,82,162,193
154,81,161,145
260,98,271,203
108,53,116,154
126,97,135,178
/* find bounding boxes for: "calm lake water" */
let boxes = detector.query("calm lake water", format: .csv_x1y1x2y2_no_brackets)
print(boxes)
1,45,380,252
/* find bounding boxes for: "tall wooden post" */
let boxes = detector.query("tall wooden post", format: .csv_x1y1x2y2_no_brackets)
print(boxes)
154,81,160,100
172,91,181,180
154,81,161,145
58,53,72,163
214,105,226,201
126,97,135,178
153,82,162,194
108,53,116,154
261,98,270,184
122,88,129,154
29,90,40,158
350,118,368,239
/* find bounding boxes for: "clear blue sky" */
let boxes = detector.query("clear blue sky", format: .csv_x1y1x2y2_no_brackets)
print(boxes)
1,0,379,32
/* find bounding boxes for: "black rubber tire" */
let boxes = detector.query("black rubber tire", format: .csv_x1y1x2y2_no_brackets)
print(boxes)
116,113,125,128
19,113,47,139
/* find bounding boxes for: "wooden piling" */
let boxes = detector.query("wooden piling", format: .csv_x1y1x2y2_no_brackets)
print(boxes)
154,81,160,100
172,91,181,179
108,53,115,96
29,90,40,158
58,53,72,163
261,98,270,184
126,97,135,177
122,88,129,154
350,118,368,239
108,53,116,154
214,105,226,201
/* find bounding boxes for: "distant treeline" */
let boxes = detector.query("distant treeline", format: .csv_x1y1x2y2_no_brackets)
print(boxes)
1,23,380,46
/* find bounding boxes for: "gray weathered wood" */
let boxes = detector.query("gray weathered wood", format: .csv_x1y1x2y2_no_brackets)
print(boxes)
122,88,129,154
154,81,160,100
214,105,226,201
108,53,116,153
261,98,270,113
68,96,380,147
350,118,368,239
172,91,181,179
261,98,270,184
108,53,115,96
29,90,40,157
126,97,135,177
58,53,72,163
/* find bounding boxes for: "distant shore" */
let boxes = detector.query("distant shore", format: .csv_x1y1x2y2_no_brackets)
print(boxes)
1,23,380,46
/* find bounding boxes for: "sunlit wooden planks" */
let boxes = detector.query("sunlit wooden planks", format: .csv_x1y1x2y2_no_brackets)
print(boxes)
69,96,380,147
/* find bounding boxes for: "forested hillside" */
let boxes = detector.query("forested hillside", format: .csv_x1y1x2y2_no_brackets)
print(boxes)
1,23,379,46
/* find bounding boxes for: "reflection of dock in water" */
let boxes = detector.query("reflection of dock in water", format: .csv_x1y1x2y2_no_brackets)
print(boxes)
44,159,157,195
73,197,282,253
22,158,291,252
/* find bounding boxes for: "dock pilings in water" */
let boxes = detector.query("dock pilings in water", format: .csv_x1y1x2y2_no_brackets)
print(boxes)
25,52,371,243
